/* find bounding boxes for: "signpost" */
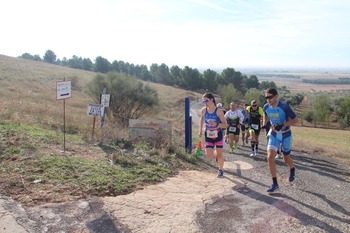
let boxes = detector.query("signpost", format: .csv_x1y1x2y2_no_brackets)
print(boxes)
56,80,72,154
87,104,104,140
56,81,72,100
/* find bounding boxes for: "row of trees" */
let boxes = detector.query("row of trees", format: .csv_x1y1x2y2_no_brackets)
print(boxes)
19,50,267,94
303,78,350,84
19,50,350,128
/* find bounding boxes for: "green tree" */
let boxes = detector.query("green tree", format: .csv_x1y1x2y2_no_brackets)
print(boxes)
310,94,332,126
260,81,277,90
218,83,243,107
218,68,243,92
245,88,264,106
244,75,260,90
202,69,218,92
20,53,34,60
170,65,182,86
43,50,56,63
94,56,111,73
86,72,159,127
337,96,350,127
179,66,201,90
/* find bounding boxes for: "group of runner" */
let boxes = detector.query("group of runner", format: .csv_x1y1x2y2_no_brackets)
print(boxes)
198,88,298,192
217,99,266,158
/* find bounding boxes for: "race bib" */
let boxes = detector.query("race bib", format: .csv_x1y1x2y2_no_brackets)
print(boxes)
229,126,236,132
251,124,259,130
207,129,218,138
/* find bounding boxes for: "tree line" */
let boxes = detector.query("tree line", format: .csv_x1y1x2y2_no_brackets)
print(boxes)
19,50,350,128
302,78,350,84
19,50,268,94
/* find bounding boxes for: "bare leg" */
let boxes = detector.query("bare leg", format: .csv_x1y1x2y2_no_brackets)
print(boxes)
229,134,234,149
284,155,294,169
205,148,216,160
267,149,277,177
216,148,224,169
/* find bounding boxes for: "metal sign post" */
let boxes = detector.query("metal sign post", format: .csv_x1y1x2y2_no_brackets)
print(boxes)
56,79,72,153
87,104,104,140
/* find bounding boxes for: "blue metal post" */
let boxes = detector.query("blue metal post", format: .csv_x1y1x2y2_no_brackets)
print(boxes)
185,97,192,153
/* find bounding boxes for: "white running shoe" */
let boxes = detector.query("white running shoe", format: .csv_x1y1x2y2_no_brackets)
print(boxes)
250,152,256,157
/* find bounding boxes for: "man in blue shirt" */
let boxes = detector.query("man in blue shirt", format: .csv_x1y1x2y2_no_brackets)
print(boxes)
263,88,298,192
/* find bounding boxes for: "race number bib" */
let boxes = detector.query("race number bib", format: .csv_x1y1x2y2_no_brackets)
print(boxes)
229,126,236,132
251,124,259,130
207,129,218,138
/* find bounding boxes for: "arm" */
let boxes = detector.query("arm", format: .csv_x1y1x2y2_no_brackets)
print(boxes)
217,109,228,129
198,108,205,137
263,113,268,127
284,117,298,127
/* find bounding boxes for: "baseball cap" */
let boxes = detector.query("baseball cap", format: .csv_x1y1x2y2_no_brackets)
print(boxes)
251,100,257,105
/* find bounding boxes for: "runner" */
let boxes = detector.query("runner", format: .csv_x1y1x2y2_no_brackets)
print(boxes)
217,103,228,141
198,93,228,177
263,88,298,192
224,102,244,153
264,108,282,159
246,100,264,157
241,103,250,146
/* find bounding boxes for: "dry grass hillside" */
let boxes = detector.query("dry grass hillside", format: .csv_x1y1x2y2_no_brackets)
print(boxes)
0,54,205,206
0,54,201,141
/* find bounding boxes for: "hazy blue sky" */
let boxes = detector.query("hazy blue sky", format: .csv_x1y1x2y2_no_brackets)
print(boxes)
1,0,349,69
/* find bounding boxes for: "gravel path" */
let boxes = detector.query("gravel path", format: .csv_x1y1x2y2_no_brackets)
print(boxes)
1,100,349,232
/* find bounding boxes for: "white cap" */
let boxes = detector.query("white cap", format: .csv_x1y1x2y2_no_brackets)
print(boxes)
217,103,222,108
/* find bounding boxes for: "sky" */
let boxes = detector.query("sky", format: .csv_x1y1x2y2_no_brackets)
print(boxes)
1,0,350,70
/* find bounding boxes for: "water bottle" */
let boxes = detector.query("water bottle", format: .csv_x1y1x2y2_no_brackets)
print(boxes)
196,147,201,158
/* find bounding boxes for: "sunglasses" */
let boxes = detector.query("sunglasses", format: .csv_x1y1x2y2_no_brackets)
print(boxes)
252,104,257,107
202,99,209,103
265,95,274,99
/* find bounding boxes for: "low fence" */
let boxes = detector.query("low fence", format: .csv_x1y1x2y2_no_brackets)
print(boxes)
128,119,172,147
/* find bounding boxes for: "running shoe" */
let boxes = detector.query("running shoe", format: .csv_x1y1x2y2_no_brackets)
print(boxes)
234,143,238,149
289,168,295,182
267,184,279,192
250,152,256,157
255,149,258,156
217,169,224,177
229,148,234,154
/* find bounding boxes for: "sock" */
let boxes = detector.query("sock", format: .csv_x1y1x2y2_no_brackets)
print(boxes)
290,167,295,175
255,141,259,150
251,141,255,152
272,177,278,185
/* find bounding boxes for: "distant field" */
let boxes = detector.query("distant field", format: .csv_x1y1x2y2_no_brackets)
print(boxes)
245,69,350,92
261,77,350,92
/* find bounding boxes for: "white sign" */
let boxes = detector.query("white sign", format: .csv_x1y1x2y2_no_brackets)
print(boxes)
87,104,104,116
101,94,110,107
56,81,72,100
